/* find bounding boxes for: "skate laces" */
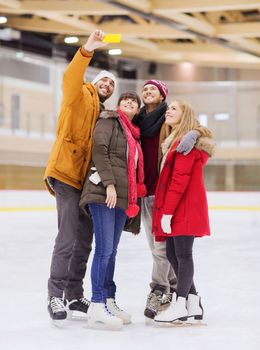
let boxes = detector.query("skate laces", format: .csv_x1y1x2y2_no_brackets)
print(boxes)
50,297,65,313
104,304,115,317
79,297,90,306
161,293,172,305
111,300,123,312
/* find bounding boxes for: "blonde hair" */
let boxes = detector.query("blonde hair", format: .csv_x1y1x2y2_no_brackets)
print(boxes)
165,99,212,149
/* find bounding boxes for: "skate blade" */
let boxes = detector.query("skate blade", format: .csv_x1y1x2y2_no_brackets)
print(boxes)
154,320,188,328
155,320,207,328
67,310,87,321
122,319,132,325
51,319,67,328
185,320,208,327
86,321,123,331
145,317,155,326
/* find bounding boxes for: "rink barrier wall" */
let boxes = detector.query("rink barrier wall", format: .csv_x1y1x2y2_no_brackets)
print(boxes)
1,163,260,191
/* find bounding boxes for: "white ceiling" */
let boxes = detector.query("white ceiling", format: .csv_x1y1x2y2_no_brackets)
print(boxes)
1,0,260,68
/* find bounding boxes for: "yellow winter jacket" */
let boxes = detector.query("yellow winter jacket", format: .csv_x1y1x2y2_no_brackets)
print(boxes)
44,48,100,195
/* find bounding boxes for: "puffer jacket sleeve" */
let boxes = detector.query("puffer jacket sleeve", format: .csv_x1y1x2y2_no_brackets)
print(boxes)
163,150,196,215
62,48,93,106
92,118,116,187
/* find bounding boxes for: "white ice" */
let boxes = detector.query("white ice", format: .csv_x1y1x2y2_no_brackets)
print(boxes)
0,190,260,350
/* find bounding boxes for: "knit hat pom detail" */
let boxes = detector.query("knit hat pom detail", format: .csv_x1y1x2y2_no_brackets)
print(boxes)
137,183,147,198
125,204,140,218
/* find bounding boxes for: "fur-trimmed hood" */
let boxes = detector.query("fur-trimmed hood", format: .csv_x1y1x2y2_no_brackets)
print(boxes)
196,136,215,157
99,110,119,119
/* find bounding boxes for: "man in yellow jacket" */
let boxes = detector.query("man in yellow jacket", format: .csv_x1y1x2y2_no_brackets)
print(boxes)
44,30,116,322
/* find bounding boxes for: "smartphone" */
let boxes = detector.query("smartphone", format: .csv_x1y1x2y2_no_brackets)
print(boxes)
103,34,121,43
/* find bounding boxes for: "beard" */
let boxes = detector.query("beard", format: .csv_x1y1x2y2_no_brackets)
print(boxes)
98,93,108,103
97,88,113,103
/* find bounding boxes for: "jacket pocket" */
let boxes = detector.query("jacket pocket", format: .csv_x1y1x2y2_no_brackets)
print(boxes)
55,139,85,182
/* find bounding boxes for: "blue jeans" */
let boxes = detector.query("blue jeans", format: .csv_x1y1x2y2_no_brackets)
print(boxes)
88,203,127,303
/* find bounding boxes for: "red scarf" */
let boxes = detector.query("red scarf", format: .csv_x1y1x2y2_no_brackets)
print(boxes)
117,109,146,218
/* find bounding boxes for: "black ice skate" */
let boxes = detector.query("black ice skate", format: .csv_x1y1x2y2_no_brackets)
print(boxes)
47,296,67,322
65,297,90,319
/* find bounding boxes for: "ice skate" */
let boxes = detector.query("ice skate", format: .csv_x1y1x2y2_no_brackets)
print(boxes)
106,298,131,325
154,295,188,323
186,293,204,320
185,294,207,326
86,302,123,330
66,297,90,320
144,288,164,319
48,296,67,327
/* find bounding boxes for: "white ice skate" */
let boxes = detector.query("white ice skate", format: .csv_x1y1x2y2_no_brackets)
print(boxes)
154,295,188,323
106,298,131,325
184,293,208,326
186,293,204,320
86,302,123,330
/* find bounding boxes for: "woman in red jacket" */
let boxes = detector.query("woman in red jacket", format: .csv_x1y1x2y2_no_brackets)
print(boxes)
152,99,214,324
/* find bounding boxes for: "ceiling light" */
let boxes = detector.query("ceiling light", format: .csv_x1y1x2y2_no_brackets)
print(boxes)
214,113,230,121
0,16,7,24
64,36,79,44
108,49,122,56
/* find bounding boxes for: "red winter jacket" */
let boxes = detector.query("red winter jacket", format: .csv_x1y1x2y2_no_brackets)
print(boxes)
152,137,214,241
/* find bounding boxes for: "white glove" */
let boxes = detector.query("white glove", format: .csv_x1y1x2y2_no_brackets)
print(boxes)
89,167,101,185
161,214,172,234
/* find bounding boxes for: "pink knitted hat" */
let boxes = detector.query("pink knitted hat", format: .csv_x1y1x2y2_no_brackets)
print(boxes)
143,80,168,100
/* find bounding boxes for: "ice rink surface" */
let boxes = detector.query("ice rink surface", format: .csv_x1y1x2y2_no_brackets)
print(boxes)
0,190,260,350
